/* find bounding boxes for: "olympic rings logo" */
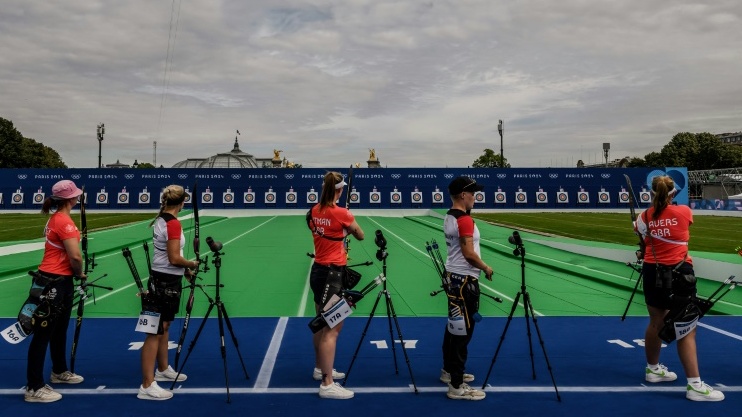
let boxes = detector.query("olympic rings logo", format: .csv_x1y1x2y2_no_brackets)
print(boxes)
232,174,241,180
601,173,611,179
125,174,135,179
444,174,454,179
391,174,401,179
178,174,188,179
497,174,507,179
18,174,27,179
549,173,559,179
284,174,294,179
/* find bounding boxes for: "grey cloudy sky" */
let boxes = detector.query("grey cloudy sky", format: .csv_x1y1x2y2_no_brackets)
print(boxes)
2,1,740,168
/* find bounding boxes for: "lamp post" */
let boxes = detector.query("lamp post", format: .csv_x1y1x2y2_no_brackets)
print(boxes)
97,123,105,168
498,120,504,168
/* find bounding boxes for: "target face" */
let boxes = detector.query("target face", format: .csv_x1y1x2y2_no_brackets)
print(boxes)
286,193,296,203
350,192,359,203
224,194,234,203
537,193,547,202
266,193,275,203
412,192,422,202
203,193,212,203
245,193,255,203
433,192,443,203
139,194,149,203
370,193,380,203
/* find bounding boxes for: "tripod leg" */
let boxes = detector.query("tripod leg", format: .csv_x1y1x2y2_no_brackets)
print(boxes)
385,294,419,393
481,291,522,389
220,303,249,379
216,302,231,403
622,270,643,321
522,292,537,380
171,302,215,390
343,290,383,386
384,291,400,374
524,293,561,402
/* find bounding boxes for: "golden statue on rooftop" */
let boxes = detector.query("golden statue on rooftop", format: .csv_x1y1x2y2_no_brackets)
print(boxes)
369,148,377,161
273,149,283,160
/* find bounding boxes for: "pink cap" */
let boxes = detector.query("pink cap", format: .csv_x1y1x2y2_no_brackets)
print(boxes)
52,180,83,200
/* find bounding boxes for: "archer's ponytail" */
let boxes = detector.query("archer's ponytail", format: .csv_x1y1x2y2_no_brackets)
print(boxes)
651,176,675,219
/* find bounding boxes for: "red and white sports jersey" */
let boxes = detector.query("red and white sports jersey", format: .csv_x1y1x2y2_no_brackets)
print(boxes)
444,209,481,277
636,205,692,265
152,213,186,275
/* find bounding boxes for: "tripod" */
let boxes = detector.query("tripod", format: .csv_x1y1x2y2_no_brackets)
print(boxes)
481,231,560,401
171,242,249,403
343,230,418,393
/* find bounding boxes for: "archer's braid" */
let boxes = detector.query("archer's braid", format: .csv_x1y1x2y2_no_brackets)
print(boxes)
149,184,186,227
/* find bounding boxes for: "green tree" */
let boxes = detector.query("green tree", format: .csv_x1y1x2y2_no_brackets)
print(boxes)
628,132,742,169
0,117,25,168
21,137,67,168
472,148,510,168
136,162,156,169
0,117,67,168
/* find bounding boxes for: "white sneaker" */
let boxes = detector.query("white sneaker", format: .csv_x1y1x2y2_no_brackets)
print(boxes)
50,371,84,384
25,384,62,403
440,369,474,384
137,381,174,401
645,364,677,383
447,383,486,401
319,382,354,399
313,367,346,381
155,365,187,382
686,382,724,402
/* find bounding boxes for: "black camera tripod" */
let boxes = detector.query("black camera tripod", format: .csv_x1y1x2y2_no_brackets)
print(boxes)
171,238,249,403
343,230,418,393
481,231,560,401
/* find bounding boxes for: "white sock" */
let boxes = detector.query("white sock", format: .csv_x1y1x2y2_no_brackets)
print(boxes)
687,377,702,387
647,363,659,371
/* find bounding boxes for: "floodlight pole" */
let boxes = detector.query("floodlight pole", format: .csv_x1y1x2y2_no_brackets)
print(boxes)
498,120,504,168
97,123,105,168
603,142,610,167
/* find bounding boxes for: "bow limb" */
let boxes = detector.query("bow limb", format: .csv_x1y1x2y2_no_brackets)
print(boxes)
344,165,354,258
623,174,645,260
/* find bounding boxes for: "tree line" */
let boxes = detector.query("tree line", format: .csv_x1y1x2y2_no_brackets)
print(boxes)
473,131,742,170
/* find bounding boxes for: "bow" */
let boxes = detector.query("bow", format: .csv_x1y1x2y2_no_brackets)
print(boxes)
621,174,645,321
623,174,645,260
344,165,354,258
174,182,208,369
70,186,98,372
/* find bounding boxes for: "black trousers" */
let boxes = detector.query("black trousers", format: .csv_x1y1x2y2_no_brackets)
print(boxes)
26,276,74,390
442,321,476,388
442,272,480,388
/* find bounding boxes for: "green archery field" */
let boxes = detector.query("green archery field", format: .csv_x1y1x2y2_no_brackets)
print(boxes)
1,211,741,319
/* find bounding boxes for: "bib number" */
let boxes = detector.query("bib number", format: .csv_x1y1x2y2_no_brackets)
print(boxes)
2,322,30,344
135,311,161,334
322,296,353,329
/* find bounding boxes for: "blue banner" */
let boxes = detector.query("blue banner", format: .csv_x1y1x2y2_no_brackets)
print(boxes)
0,167,688,210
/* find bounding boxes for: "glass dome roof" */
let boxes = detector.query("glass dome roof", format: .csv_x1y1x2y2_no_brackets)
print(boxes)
172,138,259,168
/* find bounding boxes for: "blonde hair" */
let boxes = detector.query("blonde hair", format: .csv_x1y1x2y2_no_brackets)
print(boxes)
149,184,186,226
319,171,344,210
650,176,676,220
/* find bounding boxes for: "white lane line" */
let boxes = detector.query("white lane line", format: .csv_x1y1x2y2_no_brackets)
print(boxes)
698,322,742,341
2,384,740,395
254,317,288,391
366,218,526,314
222,217,277,246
